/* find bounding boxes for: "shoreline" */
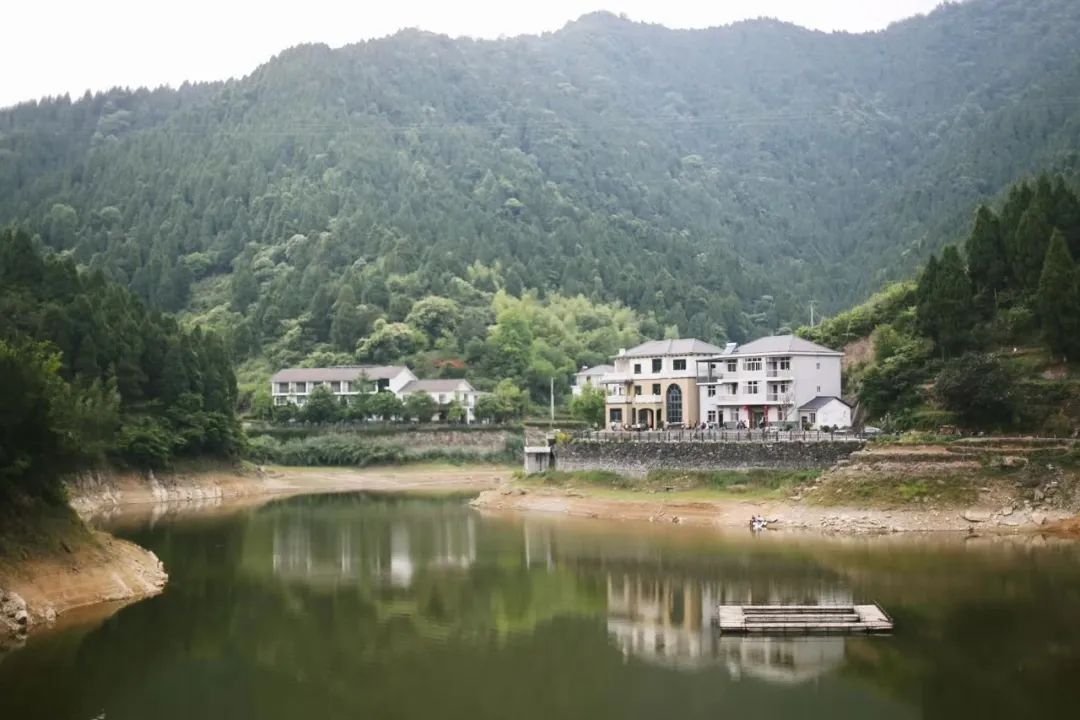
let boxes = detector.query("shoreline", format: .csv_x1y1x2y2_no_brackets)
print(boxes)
1,463,511,651
470,483,1076,534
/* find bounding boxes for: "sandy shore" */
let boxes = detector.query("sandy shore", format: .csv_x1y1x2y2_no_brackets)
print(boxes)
471,484,1075,534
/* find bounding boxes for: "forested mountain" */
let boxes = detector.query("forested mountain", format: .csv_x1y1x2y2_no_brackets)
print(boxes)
2,0,1080,397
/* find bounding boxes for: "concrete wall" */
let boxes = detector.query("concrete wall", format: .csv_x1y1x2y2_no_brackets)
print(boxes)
556,439,863,478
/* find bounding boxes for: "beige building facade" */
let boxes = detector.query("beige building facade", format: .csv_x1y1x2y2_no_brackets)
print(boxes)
600,339,724,429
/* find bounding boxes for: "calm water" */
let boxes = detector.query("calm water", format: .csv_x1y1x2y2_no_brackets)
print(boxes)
2,493,1080,720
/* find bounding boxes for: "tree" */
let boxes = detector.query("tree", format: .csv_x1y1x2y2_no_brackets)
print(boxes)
366,391,404,421
570,385,606,427
356,320,427,363
405,296,461,339
477,380,529,423
1036,230,1080,360
403,393,438,423
330,285,364,352
934,353,1015,429
301,385,341,424
965,205,1006,308
916,247,974,356
231,260,259,312
446,399,467,423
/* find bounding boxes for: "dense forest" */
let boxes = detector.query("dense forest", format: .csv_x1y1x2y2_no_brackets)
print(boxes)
2,0,1080,399
0,228,242,503
801,175,1080,433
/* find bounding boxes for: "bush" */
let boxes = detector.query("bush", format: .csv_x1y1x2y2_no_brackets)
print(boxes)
113,416,174,469
934,353,1016,429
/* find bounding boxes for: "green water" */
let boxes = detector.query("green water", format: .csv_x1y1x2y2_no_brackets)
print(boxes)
2,492,1079,719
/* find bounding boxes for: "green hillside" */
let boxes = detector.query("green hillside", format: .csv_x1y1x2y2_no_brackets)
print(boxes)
3,0,1080,399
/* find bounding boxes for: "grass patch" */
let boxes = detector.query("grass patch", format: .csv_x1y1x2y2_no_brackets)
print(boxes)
0,492,93,564
809,474,982,508
524,468,819,498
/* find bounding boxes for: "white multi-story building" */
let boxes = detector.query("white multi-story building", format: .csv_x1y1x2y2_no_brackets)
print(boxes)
270,365,417,407
399,378,482,423
571,364,614,396
601,339,725,428
696,335,849,429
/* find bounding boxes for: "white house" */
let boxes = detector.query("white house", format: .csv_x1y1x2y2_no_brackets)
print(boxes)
696,335,846,428
601,339,725,428
797,396,852,430
399,378,481,423
270,365,417,407
571,364,615,396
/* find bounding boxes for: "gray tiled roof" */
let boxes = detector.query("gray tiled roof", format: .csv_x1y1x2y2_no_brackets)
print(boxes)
400,379,476,393
617,339,725,358
730,334,842,357
270,365,410,383
799,396,851,411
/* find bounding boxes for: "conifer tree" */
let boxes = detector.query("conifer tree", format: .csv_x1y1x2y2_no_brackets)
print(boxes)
965,205,1006,307
916,247,973,357
1036,230,1080,360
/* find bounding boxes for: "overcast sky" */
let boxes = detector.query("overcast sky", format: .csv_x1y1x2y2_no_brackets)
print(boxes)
3,0,945,109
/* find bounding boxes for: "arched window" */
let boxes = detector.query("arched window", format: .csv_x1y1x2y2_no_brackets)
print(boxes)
666,384,683,425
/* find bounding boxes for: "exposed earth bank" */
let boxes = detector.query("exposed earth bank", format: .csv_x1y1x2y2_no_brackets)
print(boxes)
2,464,509,651
474,439,1080,534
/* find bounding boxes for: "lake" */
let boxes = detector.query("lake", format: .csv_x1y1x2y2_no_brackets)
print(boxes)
2,491,1079,719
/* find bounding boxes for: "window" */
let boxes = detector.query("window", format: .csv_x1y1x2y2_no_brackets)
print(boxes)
331,381,341,392
652,384,661,395
673,359,686,371
744,358,762,371
652,358,662,372
779,358,791,371
746,381,759,395
274,396,288,406
610,408,623,423
707,386,716,397
634,363,642,374
634,385,643,396
817,386,821,393
439,394,448,403
277,382,289,393
816,362,821,370
726,360,737,372
666,385,683,424
707,411,717,423
809,412,817,424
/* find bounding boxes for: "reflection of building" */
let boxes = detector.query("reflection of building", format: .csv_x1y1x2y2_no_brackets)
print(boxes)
720,636,845,684
270,511,477,589
605,572,851,683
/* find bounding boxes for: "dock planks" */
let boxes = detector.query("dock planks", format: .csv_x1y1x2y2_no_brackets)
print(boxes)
715,604,893,634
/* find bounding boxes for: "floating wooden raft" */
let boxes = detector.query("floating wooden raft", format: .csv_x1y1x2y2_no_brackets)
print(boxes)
715,604,893,634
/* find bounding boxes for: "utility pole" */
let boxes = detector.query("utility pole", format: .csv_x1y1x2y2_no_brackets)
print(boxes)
809,300,817,328
550,377,555,424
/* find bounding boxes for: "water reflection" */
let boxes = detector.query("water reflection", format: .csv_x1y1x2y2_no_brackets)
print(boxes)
6,493,1080,720
605,571,850,682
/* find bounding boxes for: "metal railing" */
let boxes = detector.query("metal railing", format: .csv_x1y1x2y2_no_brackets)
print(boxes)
576,429,867,443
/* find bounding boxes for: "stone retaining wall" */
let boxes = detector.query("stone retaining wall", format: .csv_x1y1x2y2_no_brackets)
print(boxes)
555,440,864,477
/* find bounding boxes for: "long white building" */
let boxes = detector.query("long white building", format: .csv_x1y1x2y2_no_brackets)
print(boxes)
696,335,849,429
270,365,416,407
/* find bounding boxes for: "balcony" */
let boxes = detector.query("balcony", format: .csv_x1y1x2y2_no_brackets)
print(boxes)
767,393,793,403
765,368,792,378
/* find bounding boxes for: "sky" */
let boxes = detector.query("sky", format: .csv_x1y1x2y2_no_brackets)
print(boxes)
2,0,945,109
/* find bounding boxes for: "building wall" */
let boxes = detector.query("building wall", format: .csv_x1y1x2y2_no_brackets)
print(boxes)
698,352,842,426
802,400,851,429
605,353,711,427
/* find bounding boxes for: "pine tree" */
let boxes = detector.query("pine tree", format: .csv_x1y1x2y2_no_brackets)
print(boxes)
1036,230,1080,360
917,248,973,357
965,205,1006,307
330,285,363,352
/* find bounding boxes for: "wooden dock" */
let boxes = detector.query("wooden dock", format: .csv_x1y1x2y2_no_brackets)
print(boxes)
715,604,893,634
